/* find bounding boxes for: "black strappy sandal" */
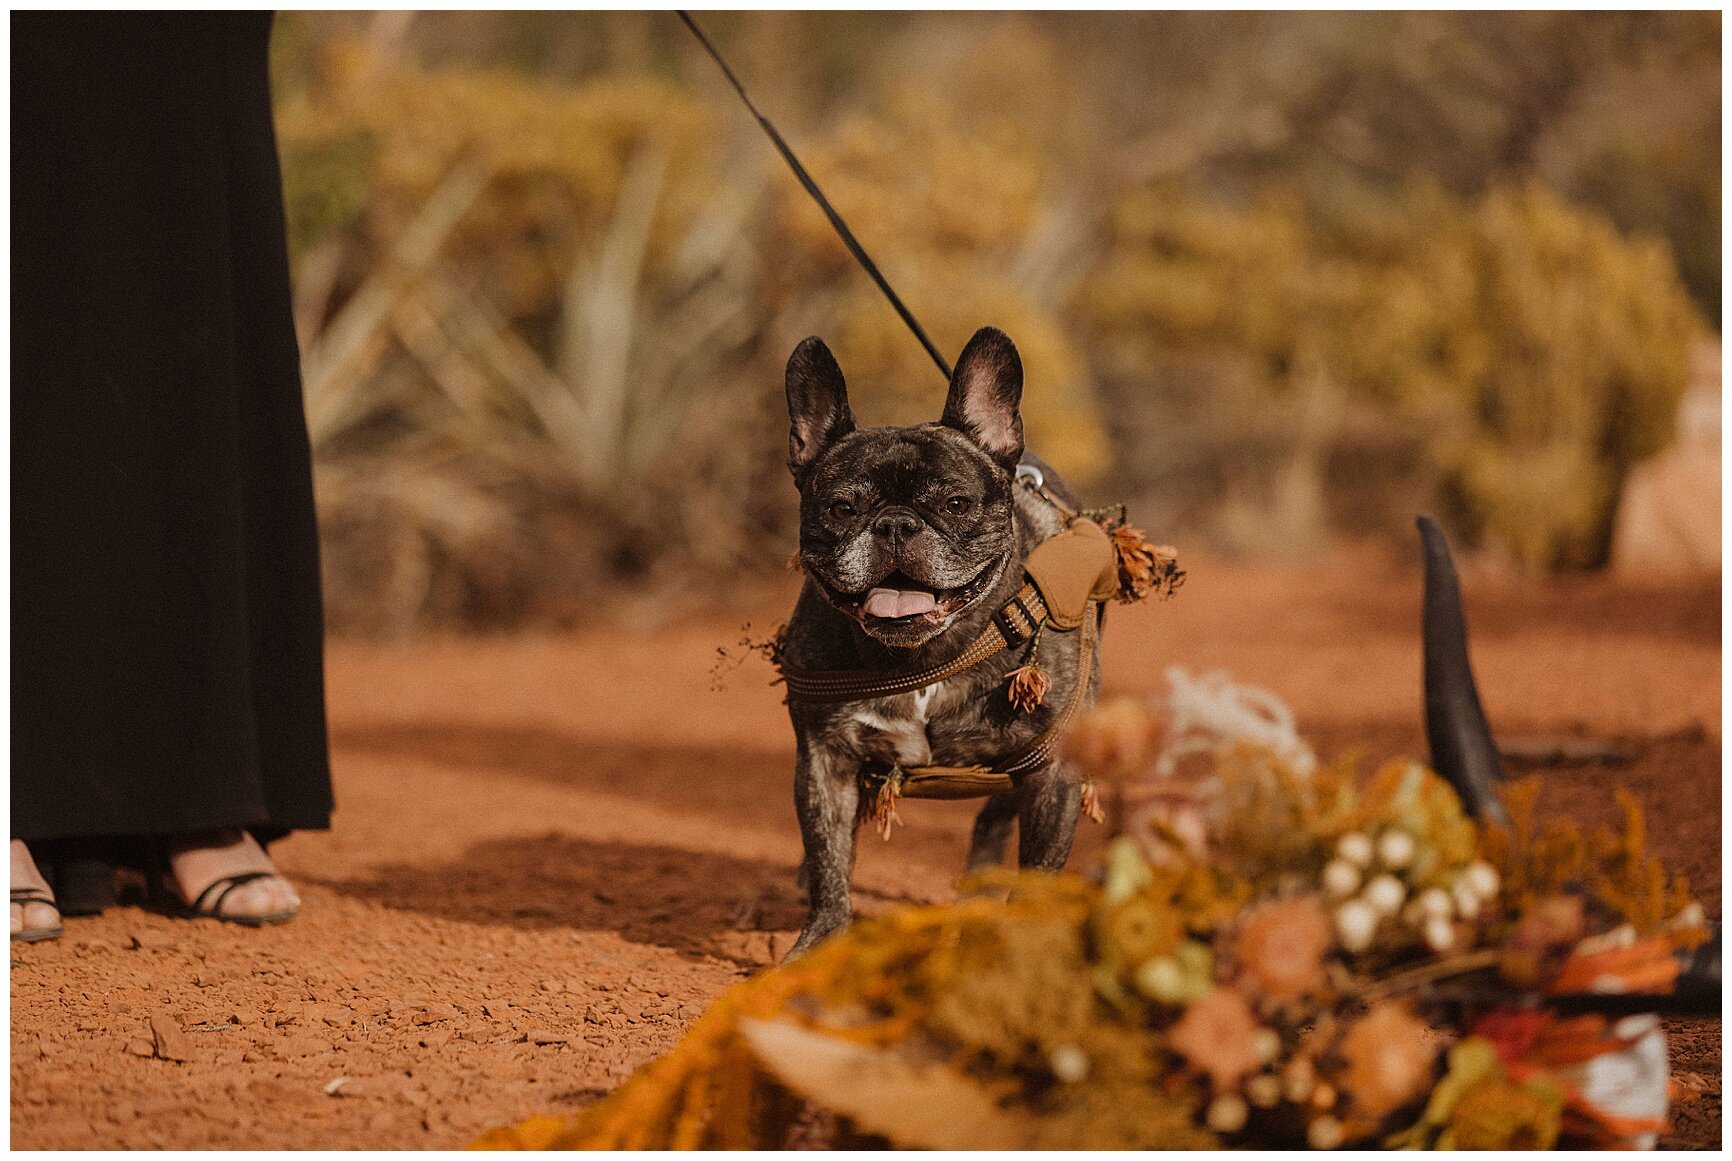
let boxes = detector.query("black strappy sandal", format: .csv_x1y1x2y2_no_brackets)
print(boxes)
171,870,299,928
147,836,301,928
11,887,64,943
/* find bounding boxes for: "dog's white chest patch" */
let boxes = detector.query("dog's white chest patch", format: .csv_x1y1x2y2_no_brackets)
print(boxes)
912,684,937,718
850,682,939,767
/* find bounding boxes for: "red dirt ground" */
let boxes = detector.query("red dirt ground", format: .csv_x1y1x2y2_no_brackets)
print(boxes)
10,547,1721,1149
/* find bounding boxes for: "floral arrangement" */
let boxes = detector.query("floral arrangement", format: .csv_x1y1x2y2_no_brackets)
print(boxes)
475,673,1707,1151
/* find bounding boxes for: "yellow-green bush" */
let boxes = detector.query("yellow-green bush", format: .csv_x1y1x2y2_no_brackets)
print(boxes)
272,14,1711,632
1086,180,1700,568
761,22,1114,480
274,30,1115,631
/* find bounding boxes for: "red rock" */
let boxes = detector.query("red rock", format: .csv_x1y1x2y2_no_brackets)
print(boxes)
148,1016,190,1063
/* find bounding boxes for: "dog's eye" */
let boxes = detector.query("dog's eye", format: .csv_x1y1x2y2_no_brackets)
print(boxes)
828,500,855,520
945,495,973,515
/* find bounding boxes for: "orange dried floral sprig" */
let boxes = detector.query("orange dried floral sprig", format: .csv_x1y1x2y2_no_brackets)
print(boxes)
1079,780,1106,825
1006,663,1051,713
1106,516,1184,604
1005,625,1051,713
1072,503,1184,605
1482,778,1699,940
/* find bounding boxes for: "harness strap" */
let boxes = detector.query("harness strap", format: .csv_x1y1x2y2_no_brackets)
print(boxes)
998,601,1099,776
860,604,1100,837
780,581,1048,703
906,600,1099,787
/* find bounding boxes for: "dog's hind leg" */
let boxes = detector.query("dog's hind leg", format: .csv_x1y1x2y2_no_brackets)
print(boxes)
787,746,860,958
1016,762,1082,871
964,791,1020,873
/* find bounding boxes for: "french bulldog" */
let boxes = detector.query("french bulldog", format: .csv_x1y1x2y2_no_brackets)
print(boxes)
779,326,1098,956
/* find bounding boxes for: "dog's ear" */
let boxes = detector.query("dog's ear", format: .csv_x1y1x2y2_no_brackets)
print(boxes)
941,326,1023,472
786,336,856,481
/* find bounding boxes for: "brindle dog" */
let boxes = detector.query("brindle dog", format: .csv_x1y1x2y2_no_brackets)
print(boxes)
779,326,1097,956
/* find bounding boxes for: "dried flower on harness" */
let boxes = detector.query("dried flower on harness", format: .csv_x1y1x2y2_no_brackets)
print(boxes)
862,766,905,841
1079,780,1106,825
1005,661,1051,714
1090,508,1183,604
1005,624,1050,713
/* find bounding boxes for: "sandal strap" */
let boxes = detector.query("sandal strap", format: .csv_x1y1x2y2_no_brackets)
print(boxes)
189,871,278,918
11,887,57,907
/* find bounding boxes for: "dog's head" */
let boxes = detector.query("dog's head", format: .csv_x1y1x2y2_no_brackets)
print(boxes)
785,326,1024,649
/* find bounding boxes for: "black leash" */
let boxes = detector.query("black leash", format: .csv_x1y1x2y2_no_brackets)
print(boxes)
676,11,954,381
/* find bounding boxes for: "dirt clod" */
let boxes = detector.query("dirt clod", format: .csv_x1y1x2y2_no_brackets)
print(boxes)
147,1016,190,1063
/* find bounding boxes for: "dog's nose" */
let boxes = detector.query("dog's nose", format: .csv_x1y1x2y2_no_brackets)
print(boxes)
871,509,921,543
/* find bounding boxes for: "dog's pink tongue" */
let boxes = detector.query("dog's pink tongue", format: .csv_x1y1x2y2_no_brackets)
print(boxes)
864,587,937,619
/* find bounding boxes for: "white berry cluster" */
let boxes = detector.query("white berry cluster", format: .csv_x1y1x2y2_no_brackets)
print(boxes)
1322,828,1499,954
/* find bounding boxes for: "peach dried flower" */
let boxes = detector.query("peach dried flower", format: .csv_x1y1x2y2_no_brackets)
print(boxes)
1336,1002,1439,1120
1236,896,1333,1002
1106,520,1183,603
1005,663,1051,714
1168,987,1264,1092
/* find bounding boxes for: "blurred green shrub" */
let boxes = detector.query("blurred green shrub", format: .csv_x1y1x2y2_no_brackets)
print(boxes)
271,13,1712,633
766,33,1113,480
274,30,1109,633
1086,180,1700,568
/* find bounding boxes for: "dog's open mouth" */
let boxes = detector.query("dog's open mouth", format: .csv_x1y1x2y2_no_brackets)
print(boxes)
820,562,999,628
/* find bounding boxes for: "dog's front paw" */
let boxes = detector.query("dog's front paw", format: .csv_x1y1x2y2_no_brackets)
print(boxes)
784,913,849,962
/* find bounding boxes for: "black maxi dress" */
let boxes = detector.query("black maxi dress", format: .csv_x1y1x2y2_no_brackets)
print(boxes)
12,13,334,874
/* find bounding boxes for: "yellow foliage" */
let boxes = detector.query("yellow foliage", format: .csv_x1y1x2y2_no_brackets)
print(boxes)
273,16,1710,635
278,61,715,285
473,874,1214,1150
768,54,1113,481
1087,179,1702,569
1481,778,1696,937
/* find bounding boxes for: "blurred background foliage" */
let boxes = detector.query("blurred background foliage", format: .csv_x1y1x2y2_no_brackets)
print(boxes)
269,11,1716,635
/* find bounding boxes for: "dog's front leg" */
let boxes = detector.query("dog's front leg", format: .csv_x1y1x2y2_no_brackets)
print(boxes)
964,791,1020,873
787,743,860,957
1016,761,1082,871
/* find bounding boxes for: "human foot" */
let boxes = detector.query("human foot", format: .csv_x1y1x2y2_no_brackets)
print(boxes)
164,829,300,925
11,839,63,942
